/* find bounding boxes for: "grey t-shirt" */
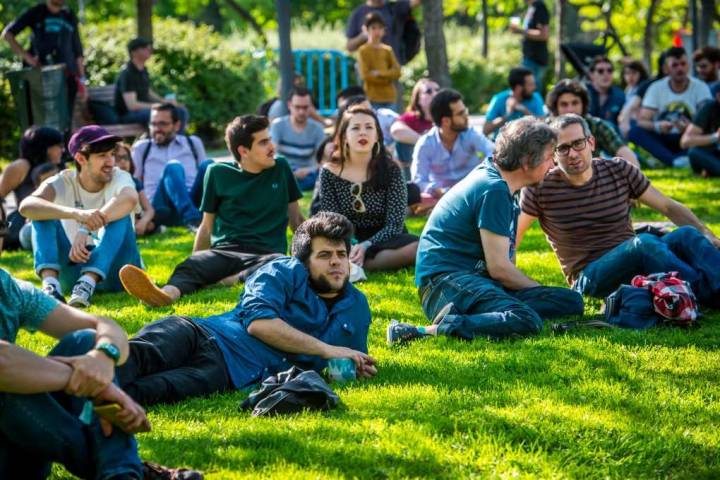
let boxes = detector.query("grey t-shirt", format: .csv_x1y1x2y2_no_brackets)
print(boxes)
269,116,326,170
642,77,712,122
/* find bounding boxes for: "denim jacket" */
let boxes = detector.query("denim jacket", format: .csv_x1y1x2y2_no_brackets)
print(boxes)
195,257,371,389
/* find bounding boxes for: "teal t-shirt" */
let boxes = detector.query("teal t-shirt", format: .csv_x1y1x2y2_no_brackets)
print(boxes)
415,160,519,287
0,268,58,342
200,156,303,253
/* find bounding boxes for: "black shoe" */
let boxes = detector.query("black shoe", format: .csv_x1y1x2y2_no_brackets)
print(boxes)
386,320,429,346
142,461,203,480
43,284,66,304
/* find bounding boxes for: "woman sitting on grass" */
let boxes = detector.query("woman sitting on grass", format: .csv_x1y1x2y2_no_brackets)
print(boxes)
0,126,65,249
115,142,156,235
316,107,418,271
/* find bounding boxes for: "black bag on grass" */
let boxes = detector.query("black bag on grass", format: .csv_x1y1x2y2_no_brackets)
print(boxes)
241,366,339,416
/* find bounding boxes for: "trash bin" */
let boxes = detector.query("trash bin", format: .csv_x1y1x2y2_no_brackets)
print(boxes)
6,65,68,132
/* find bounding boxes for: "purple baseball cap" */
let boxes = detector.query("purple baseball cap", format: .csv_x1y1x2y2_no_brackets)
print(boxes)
68,125,121,157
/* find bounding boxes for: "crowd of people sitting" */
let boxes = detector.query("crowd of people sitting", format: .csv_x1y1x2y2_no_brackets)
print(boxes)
2,1,720,477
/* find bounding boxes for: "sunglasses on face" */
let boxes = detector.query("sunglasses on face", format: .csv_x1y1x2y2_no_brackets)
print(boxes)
593,68,613,75
555,137,588,157
350,182,366,213
423,87,439,94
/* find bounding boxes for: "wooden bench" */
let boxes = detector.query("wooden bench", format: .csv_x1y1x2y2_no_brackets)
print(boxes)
72,85,146,139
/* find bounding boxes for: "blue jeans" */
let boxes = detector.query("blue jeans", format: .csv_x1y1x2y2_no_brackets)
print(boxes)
33,216,143,293
627,124,684,166
688,146,720,176
574,226,720,305
420,271,584,339
119,106,190,133
0,330,142,480
294,168,318,191
152,159,212,226
522,58,548,94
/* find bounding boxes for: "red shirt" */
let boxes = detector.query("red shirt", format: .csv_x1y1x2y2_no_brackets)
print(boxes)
398,111,433,135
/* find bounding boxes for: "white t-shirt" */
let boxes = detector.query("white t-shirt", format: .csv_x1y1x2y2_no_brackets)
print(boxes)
642,77,712,120
45,167,136,243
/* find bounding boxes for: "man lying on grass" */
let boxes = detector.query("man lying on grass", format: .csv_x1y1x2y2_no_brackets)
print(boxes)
119,114,304,307
117,212,377,406
388,118,584,346
518,114,720,306
0,223,201,479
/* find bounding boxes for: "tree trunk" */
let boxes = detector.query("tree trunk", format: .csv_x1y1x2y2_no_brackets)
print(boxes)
642,0,659,70
555,0,565,82
222,0,268,45
422,0,451,87
276,0,293,113
698,0,716,47
481,0,488,58
136,0,153,42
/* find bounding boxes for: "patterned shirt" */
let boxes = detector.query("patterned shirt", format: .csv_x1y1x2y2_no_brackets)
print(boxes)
585,115,625,157
520,158,650,284
317,164,408,246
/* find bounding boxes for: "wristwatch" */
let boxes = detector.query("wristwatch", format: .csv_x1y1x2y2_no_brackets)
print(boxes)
94,342,121,365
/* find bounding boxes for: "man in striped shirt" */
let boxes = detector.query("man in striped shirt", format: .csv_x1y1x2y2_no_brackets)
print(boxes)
518,114,720,306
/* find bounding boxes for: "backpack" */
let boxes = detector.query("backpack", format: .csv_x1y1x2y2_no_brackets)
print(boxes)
390,4,422,65
139,134,199,181
631,272,699,327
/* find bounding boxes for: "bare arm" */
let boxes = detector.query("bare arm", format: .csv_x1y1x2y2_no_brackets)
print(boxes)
483,115,506,136
346,31,368,53
638,185,720,247
288,201,305,232
121,91,156,112
636,106,663,131
0,341,74,393
615,145,640,169
0,159,31,199
247,318,376,373
480,228,540,290
99,186,138,223
681,123,718,149
192,212,214,252
19,182,75,221
136,191,155,223
523,24,549,41
391,120,420,144
515,212,538,249
2,29,39,66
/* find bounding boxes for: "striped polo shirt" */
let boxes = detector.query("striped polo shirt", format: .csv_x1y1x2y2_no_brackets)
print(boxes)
520,158,650,285
269,116,326,171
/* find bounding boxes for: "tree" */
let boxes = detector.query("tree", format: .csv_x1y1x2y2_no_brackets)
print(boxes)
423,0,451,87
137,0,153,41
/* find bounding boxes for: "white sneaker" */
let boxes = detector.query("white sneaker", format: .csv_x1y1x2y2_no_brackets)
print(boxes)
68,280,95,308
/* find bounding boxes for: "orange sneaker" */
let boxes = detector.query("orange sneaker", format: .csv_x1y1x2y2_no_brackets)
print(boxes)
119,265,173,307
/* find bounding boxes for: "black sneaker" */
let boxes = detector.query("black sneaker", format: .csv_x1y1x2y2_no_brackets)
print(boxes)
43,284,66,304
142,461,203,480
386,319,428,346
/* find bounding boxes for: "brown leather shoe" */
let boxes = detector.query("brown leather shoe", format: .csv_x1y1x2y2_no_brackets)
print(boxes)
119,265,173,307
142,461,203,480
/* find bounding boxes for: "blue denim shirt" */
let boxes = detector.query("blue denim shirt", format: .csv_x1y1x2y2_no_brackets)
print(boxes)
586,83,625,127
411,126,495,193
194,257,371,389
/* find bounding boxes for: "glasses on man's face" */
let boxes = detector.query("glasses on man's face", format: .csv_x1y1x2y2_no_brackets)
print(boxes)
593,68,613,75
150,121,172,128
555,137,588,157
350,182,366,213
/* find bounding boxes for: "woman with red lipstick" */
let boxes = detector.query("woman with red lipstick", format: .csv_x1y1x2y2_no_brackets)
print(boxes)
317,107,418,271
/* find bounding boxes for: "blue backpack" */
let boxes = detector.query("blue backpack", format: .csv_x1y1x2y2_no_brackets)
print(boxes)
604,285,657,329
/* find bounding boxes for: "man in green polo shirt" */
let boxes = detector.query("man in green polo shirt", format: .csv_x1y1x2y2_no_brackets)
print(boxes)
120,115,305,306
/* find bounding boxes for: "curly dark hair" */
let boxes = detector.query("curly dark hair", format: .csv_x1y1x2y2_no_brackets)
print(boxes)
291,212,354,264
545,79,589,116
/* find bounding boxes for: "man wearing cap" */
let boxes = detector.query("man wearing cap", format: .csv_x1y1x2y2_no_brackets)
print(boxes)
19,126,143,308
114,37,189,129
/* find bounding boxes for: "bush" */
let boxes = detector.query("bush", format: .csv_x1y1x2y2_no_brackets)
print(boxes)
0,17,265,159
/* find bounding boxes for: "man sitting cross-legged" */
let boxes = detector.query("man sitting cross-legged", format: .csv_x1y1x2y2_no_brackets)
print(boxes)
0,261,201,478
518,114,720,305
117,212,377,406
120,114,305,306
19,126,143,308
388,118,584,346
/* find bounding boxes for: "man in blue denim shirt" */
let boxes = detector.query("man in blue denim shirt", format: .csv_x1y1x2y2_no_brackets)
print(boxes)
389,118,583,345
117,212,377,406
0,248,199,478
411,89,494,198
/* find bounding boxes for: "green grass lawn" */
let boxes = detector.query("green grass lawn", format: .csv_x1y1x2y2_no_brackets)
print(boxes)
1,168,719,479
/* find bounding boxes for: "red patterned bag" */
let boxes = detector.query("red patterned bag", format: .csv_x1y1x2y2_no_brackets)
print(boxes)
631,272,699,326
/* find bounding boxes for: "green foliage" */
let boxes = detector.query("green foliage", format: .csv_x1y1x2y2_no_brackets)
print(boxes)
0,169,718,479
82,17,264,138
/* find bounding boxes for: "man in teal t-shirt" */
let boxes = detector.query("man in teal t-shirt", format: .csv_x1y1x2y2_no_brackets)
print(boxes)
388,118,583,345
483,67,546,139
120,115,305,307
